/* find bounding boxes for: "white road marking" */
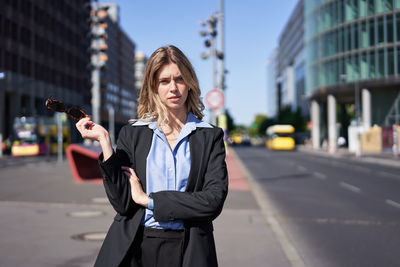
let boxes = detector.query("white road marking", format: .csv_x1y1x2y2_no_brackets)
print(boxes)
297,165,307,171
377,171,399,179
339,182,361,193
352,165,372,173
385,199,400,209
331,161,348,168
313,172,327,180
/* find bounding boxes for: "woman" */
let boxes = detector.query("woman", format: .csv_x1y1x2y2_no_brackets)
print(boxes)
75,45,228,267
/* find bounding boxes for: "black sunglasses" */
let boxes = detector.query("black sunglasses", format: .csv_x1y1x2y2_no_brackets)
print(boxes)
45,96,86,120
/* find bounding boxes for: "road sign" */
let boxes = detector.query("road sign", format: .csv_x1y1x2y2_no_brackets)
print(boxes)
205,89,224,110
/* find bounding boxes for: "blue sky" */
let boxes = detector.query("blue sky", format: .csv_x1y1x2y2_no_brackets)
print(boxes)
100,0,298,126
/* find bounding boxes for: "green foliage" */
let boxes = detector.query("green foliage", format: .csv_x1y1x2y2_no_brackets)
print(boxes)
248,114,276,137
277,107,307,132
218,109,235,133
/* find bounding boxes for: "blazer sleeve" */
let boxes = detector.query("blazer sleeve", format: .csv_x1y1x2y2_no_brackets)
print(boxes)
151,128,228,223
98,125,137,216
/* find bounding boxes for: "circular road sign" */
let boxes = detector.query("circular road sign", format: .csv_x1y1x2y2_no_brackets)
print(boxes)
205,89,224,110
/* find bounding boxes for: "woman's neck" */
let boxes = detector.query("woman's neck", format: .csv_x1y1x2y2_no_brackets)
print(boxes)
161,108,188,136
166,109,188,130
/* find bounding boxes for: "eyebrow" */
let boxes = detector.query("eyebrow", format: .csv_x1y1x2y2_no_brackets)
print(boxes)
158,75,182,80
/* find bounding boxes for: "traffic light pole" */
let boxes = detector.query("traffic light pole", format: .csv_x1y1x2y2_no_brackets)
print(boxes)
211,36,217,125
199,1,226,127
218,0,225,114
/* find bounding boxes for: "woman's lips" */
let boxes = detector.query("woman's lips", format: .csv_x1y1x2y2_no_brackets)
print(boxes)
169,96,181,102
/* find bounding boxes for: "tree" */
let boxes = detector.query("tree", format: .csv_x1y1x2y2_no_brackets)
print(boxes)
277,107,307,132
249,114,273,137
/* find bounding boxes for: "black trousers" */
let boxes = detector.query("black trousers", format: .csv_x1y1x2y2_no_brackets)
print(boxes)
121,226,185,267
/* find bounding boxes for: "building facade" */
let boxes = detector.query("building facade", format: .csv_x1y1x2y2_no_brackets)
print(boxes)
133,51,147,117
305,0,400,150
0,0,91,141
266,49,278,118
276,0,308,118
91,3,137,133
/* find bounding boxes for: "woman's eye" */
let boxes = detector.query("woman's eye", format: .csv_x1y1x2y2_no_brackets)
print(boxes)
176,77,184,82
160,80,168,84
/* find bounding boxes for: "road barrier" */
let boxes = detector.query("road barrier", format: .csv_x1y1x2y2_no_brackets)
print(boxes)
66,144,102,183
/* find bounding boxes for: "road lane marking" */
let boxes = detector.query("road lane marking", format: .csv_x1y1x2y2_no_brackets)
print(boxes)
339,182,361,193
352,165,372,173
331,161,347,168
385,199,400,209
377,171,399,179
297,165,307,171
313,172,327,180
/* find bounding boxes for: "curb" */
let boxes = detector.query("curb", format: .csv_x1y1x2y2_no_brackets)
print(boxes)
229,148,307,267
297,146,400,168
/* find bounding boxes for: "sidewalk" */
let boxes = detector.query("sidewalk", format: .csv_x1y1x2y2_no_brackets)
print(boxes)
0,147,293,267
214,147,292,267
297,145,400,168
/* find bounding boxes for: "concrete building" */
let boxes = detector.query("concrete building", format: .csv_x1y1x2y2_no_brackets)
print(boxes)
305,0,400,152
0,0,91,141
276,0,308,118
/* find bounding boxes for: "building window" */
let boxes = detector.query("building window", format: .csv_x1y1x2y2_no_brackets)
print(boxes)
397,47,400,74
388,47,395,76
368,0,375,15
369,18,376,46
20,57,31,76
387,14,394,43
20,27,31,47
377,48,385,78
396,14,400,41
377,17,385,44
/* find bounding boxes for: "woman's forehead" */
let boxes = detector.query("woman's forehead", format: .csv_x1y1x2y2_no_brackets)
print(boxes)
158,63,182,77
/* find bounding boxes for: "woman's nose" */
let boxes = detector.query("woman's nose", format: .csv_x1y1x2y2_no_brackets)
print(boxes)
170,80,178,91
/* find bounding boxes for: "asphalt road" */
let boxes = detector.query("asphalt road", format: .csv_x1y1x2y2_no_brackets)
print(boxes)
234,146,400,267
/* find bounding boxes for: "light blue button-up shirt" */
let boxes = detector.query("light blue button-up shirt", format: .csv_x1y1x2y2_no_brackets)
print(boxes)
131,113,212,229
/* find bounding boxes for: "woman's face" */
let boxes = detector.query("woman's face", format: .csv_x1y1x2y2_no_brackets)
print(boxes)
157,63,189,114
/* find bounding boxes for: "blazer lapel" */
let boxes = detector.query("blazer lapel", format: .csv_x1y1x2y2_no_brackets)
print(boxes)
186,130,205,192
134,127,153,192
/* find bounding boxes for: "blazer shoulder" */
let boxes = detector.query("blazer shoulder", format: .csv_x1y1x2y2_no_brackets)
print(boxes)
198,125,224,136
120,123,152,134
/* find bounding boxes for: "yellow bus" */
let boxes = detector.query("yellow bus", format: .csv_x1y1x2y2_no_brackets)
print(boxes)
266,124,295,150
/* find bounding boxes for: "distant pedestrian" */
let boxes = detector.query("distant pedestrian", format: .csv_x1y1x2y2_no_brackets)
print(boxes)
75,45,228,267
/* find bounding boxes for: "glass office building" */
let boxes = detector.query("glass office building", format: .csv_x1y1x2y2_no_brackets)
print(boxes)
305,0,400,127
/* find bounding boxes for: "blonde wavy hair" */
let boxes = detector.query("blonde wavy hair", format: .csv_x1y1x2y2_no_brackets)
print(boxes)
135,45,205,126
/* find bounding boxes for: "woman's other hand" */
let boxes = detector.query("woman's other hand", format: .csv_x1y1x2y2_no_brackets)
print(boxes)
122,166,150,207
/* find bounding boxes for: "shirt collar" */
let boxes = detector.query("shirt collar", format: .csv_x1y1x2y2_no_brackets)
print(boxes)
131,112,212,130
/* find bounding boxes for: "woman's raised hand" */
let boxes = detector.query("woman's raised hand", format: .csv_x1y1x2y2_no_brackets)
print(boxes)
75,116,109,143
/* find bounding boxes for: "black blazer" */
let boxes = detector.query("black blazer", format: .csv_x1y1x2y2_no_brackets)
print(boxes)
95,124,228,267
